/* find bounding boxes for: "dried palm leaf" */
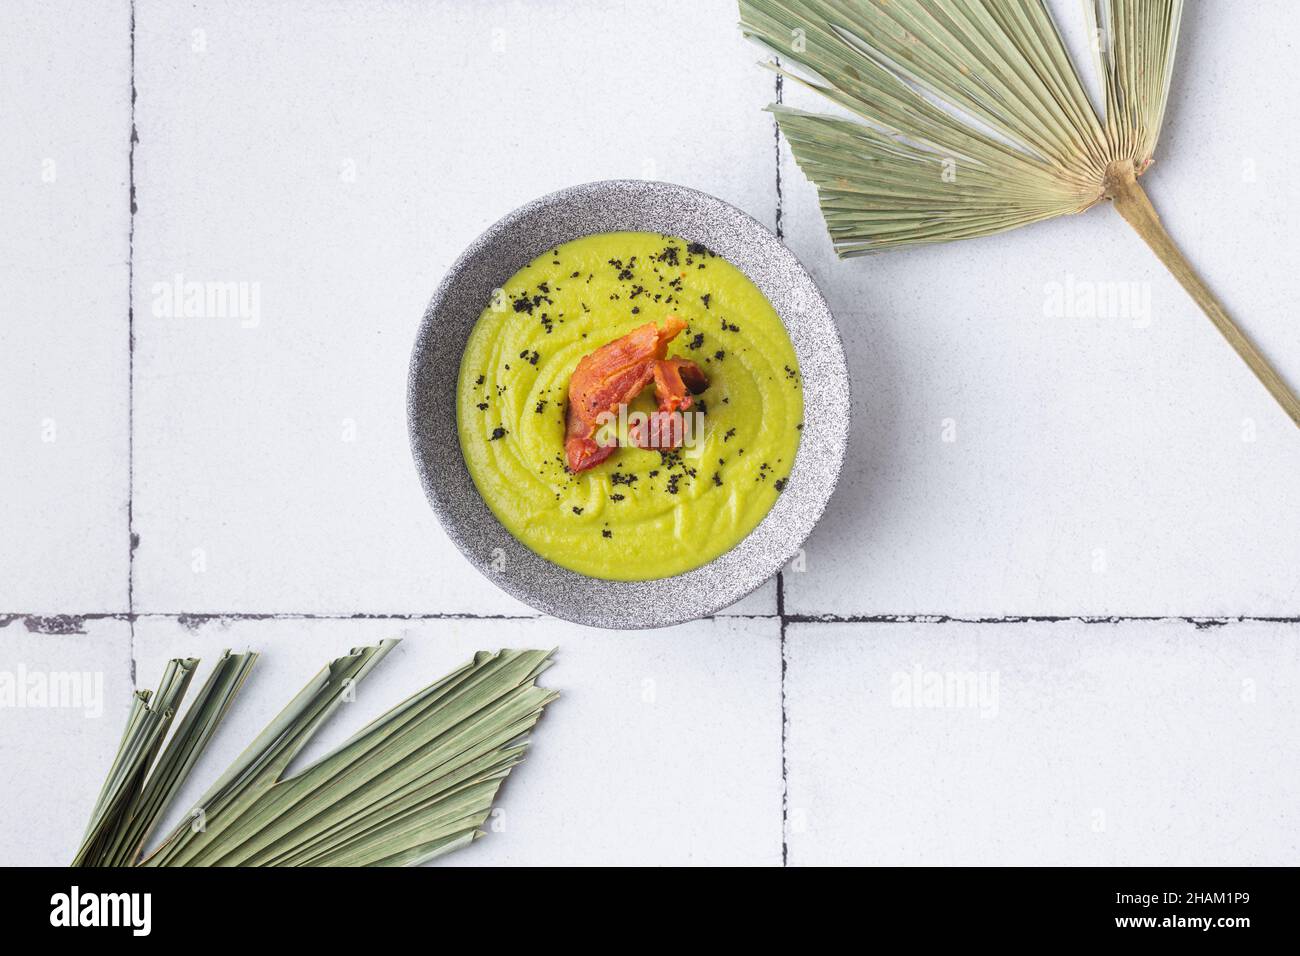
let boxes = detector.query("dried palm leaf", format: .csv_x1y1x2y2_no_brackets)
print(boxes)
73,641,557,867
739,0,1299,426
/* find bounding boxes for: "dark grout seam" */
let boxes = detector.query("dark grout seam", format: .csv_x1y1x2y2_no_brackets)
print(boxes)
773,61,790,869
783,613,1300,629
774,71,784,243
126,0,138,689
777,572,789,867
0,611,548,635
170,612,543,629
8,611,1298,635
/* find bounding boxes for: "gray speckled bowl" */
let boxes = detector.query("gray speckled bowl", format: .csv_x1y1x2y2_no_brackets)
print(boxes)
408,180,849,629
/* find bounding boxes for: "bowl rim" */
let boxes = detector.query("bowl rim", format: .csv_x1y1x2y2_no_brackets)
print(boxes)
408,179,850,629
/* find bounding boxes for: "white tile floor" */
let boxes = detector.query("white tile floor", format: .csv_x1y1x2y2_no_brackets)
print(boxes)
2,0,1297,866
784,619,1300,866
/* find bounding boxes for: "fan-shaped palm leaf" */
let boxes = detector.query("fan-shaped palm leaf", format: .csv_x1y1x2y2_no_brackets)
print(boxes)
74,641,557,867
740,0,1299,426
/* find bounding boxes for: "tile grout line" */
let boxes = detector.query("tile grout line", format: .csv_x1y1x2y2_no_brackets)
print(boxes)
774,61,789,869
126,0,138,689
778,572,789,867
779,613,1300,627
0,611,783,632
774,70,784,243
7,611,1298,629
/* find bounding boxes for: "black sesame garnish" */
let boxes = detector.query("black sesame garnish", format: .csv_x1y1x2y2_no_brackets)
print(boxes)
489,426,507,440
687,333,704,350
601,529,613,538
475,374,485,386
701,293,711,309
774,478,787,492
572,506,584,515
476,402,488,411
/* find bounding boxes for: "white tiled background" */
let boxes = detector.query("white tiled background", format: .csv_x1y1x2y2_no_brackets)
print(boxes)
2,0,1297,866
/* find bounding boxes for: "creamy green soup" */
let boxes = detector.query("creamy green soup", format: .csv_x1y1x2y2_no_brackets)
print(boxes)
457,231,802,580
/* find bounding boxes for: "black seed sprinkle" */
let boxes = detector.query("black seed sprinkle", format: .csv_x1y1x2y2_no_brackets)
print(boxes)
489,427,507,440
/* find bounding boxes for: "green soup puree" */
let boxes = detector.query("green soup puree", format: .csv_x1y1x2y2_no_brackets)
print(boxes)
457,231,803,581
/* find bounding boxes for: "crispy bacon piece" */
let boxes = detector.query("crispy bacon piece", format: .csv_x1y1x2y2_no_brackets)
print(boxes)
629,357,709,450
564,316,708,473
564,318,681,472
652,357,709,414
